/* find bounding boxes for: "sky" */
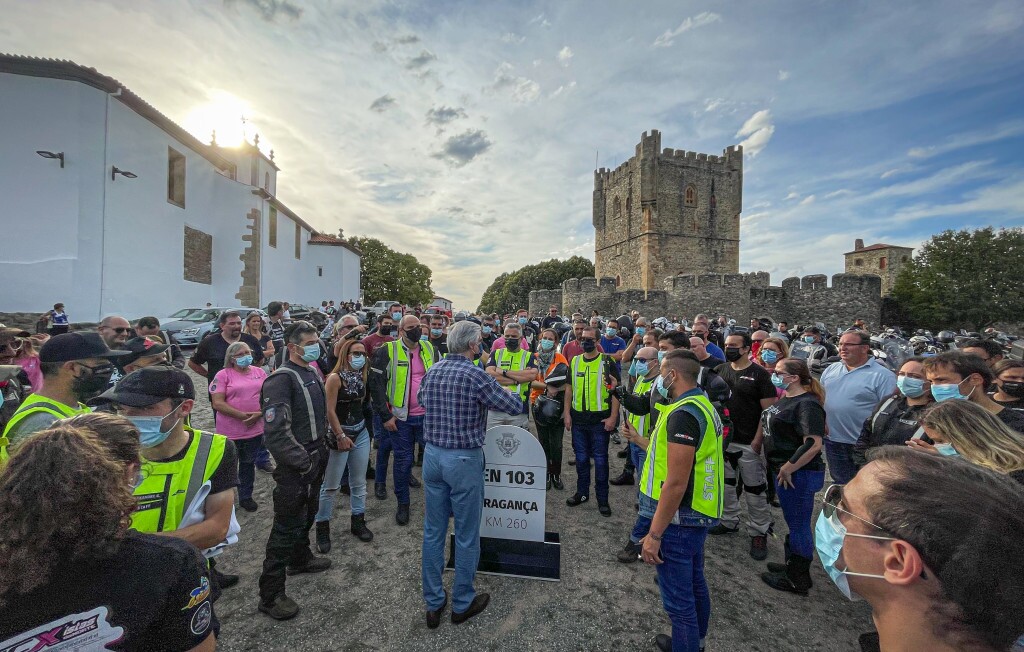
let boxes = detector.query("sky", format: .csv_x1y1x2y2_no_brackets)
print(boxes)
4,0,1024,310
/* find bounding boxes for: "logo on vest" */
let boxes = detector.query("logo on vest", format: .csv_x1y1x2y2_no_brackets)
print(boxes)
496,431,521,458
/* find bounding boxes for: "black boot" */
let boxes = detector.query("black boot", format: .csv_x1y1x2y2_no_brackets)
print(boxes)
351,514,374,542
761,554,812,595
366,464,376,480
316,521,331,554
546,473,552,490
551,474,564,490
766,534,793,574
609,470,634,486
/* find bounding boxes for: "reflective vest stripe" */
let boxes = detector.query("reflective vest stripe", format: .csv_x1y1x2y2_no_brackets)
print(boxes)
1,394,89,460
385,341,436,408
629,376,656,435
571,355,609,412
493,348,531,401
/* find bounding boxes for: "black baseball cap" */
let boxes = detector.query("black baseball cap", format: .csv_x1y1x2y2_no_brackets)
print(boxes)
94,366,195,407
38,332,130,363
120,337,170,364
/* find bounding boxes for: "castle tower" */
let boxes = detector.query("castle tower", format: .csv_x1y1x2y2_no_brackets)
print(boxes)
594,130,742,291
844,239,914,297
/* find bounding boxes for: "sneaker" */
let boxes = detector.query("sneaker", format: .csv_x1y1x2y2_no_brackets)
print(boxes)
598,503,612,517
609,471,634,486
565,493,588,507
551,474,564,491
750,535,768,561
239,497,258,512
451,593,490,624
212,568,239,589
611,432,622,445
708,523,739,535
409,475,422,488
259,594,299,620
286,556,332,575
617,541,641,563
375,482,387,500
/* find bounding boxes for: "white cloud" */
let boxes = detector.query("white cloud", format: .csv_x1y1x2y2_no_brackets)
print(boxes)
784,191,800,200
557,46,574,66
824,189,854,199
550,81,577,98
778,69,790,81
488,62,541,103
501,32,525,44
907,120,1024,159
529,13,551,28
652,12,721,47
880,167,910,179
799,194,816,205
735,109,775,157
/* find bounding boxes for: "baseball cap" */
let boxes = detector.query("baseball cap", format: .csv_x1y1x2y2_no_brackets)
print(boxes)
120,337,170,364
94,366,195,407
38,332,131,363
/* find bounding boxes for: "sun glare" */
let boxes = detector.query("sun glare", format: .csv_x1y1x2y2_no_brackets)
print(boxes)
183,90,253,148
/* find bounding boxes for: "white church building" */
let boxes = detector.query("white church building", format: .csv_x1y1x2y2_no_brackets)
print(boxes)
0,54,360,321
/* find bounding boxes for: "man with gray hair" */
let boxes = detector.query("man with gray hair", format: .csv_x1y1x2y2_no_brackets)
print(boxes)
416,320,526,628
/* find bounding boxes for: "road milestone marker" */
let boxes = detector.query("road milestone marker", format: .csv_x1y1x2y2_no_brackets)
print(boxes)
446,425,561,581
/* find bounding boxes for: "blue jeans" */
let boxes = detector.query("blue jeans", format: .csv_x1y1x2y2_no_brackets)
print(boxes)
656,524,711,652
234,435,264,501
421,444,484,613
374,412,391,485
393,415,423,505
315,429,370,521
571,421,611,503
824,440,857,485
774,468,825,558
630,442,646,477
630,514,651,545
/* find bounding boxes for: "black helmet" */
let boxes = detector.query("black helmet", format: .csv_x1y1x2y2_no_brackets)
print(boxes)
937,330,956,343
544,362,570,388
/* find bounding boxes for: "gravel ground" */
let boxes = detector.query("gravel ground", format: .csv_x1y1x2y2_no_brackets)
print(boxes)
184,363,872,652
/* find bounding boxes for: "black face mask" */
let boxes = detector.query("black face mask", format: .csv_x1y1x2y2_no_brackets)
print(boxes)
1002,381,1024,398
505,337,519,351
379,325,392,336
72,364,114,400
404,329,421,343
581,340,596,353
724,347,744,362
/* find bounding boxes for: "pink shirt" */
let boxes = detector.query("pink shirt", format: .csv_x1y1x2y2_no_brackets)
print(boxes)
408,349,427,417
490,336,529,351
211,366,267,439
17,356,43,393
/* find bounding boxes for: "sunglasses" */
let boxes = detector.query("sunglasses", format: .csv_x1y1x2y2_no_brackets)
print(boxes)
105,327,131,334
635,356,656,363
578,338,596,344
0,338,24,353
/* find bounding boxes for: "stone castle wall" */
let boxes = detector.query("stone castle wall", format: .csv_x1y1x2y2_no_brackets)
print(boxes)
530,272,882,330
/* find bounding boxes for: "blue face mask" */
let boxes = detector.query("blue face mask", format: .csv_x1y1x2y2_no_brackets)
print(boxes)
636,327,646,337
518,317,528,325
430,328,443,337
896,376,927,399
540,339,555,351
420,334,429,341
235,354,253,368
605,328,617,338
128,406,181,448
934,443,958,456
299,343,320,362
627,359,639,377
635,361,650,377
771,373,789,389
655,373,673,399
931,378,973,402
760,349,779,364
350,354,366,370
482,326,493,335
391,311,402,321
814,510,893,602
803,336,816,344
657,350,666,363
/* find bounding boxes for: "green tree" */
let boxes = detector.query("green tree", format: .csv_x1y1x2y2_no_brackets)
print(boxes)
349,236,433,306
477,256,594,314
891,227,1024,331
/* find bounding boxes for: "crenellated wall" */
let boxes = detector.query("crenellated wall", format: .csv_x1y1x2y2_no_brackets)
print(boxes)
530,271,882,330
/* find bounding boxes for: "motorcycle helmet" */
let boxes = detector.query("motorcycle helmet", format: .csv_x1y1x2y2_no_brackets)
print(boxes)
937,331,956,344
543,362,570,388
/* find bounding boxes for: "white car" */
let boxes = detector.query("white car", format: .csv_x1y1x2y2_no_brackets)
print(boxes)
158,307,206,327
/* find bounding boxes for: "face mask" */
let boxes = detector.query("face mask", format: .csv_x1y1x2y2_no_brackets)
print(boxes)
896,376,926,398
605,328,617,338
419,334,429,341
934,443,958,456
1000,381,1024,398
379,325,392,336
760,349,779,364
298,343,320,362
803,336,816,344
724,347,743,362
655,373,673,399
72,364,114,399
931,378,973,403
814,510,893,602
235,355,253,368
391,311,402,320
505,337,520,351
540,339,555,352
771,373,789,389
350,354,366,370
657,350,666,363
635,327,646,337
404,329,421,343
627,359,638,377
635,361,650,378
518,317,527,325
129,406,181,448
482,326,493,335
430,328,443,337
581,340,596,354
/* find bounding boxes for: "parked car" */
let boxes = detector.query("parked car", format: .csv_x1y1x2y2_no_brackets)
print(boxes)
369,300,399,315
158,307,205,327
261,303,326,327
163,307,266,347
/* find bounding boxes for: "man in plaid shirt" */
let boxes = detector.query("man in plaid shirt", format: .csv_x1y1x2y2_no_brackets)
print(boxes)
416,320,525,628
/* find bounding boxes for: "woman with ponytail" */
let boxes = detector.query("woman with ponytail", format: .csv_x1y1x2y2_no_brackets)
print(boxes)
754,358,826,595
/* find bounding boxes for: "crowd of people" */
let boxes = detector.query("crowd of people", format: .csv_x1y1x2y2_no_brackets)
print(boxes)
0,301,1022,652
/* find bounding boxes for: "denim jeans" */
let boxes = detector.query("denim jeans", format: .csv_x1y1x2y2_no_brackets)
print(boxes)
630,513,651,545
656,524,711,652
393,415,423,505
774,468,825,558
374,412,392,485
571,421,611,503
629,442,646,477
825,440,858,484
421,444,484,614
233,435,264,501
315,429,370,521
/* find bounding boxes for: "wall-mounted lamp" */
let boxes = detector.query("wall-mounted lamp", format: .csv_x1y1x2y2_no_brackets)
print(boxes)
111,166,138,181
36,150,65,168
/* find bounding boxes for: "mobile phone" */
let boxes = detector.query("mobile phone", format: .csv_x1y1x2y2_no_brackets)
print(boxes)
912,431,934,445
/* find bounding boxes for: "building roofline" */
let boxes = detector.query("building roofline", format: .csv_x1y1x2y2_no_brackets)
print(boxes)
0,53,237,175
253,190,360,255
844,243,914,255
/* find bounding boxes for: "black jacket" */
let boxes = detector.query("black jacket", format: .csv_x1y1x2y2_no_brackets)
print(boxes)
853,395,931,468
261,361,327,475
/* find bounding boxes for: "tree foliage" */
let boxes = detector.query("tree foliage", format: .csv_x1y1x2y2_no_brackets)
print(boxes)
891,227,1024,331
477,256,595,314
350,236,433,306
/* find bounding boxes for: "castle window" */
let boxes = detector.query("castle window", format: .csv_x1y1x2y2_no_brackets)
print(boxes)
615,274,622,287
709,195,717,210
855,258,864,267
614,196,622,218
879,257,887,270
684,185,696,207
626,195,632,212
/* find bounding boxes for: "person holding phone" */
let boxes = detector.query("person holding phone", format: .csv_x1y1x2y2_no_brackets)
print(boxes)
755,358,826,595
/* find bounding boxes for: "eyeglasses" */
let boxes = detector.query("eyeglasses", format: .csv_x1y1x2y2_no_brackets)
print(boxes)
635,357,656,363
839,342,868,349
578,338,596,344
821,485,890,535
105,327,131,334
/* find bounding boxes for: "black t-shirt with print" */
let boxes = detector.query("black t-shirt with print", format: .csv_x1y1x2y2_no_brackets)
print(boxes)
192,333,265,383
760,393,826,470
716,362,777,445
0,532,218,652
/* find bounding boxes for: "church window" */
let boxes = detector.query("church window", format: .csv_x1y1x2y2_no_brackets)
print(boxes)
684,185,696,207
168,147,186,208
